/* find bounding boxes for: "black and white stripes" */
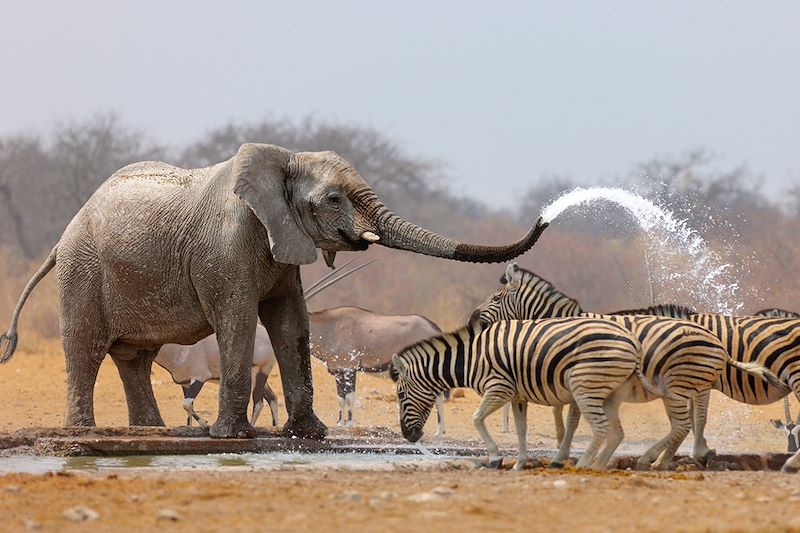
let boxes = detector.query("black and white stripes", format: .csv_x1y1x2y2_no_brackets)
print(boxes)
392,317,639,469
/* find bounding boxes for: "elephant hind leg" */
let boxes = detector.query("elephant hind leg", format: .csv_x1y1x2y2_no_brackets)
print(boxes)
63,341,107,427
112,349,165,427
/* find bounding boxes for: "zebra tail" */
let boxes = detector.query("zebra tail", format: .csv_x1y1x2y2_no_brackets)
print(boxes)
728,360,790,393
635,366,673,399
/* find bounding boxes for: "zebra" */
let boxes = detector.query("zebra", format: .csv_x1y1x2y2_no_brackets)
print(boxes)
474,263,783,469
611,305,800,472
755,308,800,319
391,317,641,470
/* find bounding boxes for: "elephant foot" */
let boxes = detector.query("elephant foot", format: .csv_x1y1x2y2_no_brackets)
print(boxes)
129,412,165,427
210,417,256,439
283,412,327,440
64,412,97,428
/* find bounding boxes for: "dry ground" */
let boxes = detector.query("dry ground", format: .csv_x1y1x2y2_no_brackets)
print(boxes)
0,339,799,532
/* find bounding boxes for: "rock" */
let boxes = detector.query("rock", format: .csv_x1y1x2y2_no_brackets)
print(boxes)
407,492,442,503
63,506,99,522
432,486,454,496
333,491,361,502
22,518,40,530
379,491,395,500
157,509,181,522
5,485,20,493
552,480,568,489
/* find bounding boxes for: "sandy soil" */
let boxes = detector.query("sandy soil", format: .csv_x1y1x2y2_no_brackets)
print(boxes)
0,339,799,532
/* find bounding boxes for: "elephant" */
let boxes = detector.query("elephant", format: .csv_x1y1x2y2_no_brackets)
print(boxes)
0,143,548,439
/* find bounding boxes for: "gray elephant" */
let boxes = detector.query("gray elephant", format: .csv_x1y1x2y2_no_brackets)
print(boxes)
0,143,548,439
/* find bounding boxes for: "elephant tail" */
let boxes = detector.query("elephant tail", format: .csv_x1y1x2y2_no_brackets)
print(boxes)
1,246,57,364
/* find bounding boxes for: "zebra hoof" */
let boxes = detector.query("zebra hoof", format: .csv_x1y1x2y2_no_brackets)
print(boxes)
781,463,799,474
482,458,503,469
548,461,564,469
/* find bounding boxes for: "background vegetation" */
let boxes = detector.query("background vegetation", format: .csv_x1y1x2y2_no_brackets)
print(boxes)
2,113,798,345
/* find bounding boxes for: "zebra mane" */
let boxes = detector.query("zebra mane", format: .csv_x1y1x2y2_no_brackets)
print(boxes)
754,308,800,319
513,267,582,312
610,303,696,318
392,320,484,381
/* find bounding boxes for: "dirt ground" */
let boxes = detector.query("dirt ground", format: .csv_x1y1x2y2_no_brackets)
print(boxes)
0,338,799,532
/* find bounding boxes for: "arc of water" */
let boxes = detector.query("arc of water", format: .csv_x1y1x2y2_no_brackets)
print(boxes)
539,186,742,314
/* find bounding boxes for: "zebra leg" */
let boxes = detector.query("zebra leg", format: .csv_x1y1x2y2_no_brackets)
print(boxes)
691,389,715,460
573,394,610,469
434,394,446,437
182,380,207,428
512,400,529,471
553,405,566,447
593,391,626,469
551,402,581,467
638,395,692,470
472,389,512,468
501,403,510,433
651,395,693,470
250,371,267,427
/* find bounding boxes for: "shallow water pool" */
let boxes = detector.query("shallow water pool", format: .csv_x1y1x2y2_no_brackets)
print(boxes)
0,451,463,475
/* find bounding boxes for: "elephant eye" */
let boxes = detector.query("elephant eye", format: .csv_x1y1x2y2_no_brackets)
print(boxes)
326,192,342,207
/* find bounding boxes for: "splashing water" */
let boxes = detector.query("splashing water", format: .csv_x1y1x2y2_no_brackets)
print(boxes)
540,187,743,314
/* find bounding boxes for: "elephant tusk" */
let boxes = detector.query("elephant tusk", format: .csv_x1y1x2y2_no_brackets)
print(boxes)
361,231,380,243
323,250,337,269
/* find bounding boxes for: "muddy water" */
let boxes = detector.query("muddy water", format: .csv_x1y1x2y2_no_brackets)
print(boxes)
0,452,464,475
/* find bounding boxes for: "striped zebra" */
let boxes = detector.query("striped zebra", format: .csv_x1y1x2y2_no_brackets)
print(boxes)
755,308,800,319
474,263,782,469
391,317,640,470
612,306,800,472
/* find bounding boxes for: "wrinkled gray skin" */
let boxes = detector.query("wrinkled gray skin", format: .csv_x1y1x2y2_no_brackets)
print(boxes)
307,306,446,432
0,144,548,439
155,324,279,428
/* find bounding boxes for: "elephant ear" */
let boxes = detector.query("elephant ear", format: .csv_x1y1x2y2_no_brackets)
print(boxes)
232,143,317,265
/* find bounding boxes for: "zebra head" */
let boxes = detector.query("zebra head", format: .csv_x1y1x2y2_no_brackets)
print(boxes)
391,352,437,442
472,263,526,325
472,263,582,324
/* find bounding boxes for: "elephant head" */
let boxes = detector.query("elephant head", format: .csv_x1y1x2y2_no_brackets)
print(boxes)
232,143,549,267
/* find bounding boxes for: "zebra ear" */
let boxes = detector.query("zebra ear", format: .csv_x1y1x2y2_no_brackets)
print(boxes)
504,263,516,284
391,354,407,380
507,263,522,291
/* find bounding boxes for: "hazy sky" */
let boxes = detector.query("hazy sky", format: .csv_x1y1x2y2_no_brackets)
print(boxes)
1,1,798,208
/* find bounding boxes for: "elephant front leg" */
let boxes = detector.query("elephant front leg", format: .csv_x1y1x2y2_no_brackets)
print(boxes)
260,276,326,440
112,350,165,427
210,304,258,439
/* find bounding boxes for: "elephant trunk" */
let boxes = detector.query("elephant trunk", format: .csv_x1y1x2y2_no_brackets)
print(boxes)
351,188,549,264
